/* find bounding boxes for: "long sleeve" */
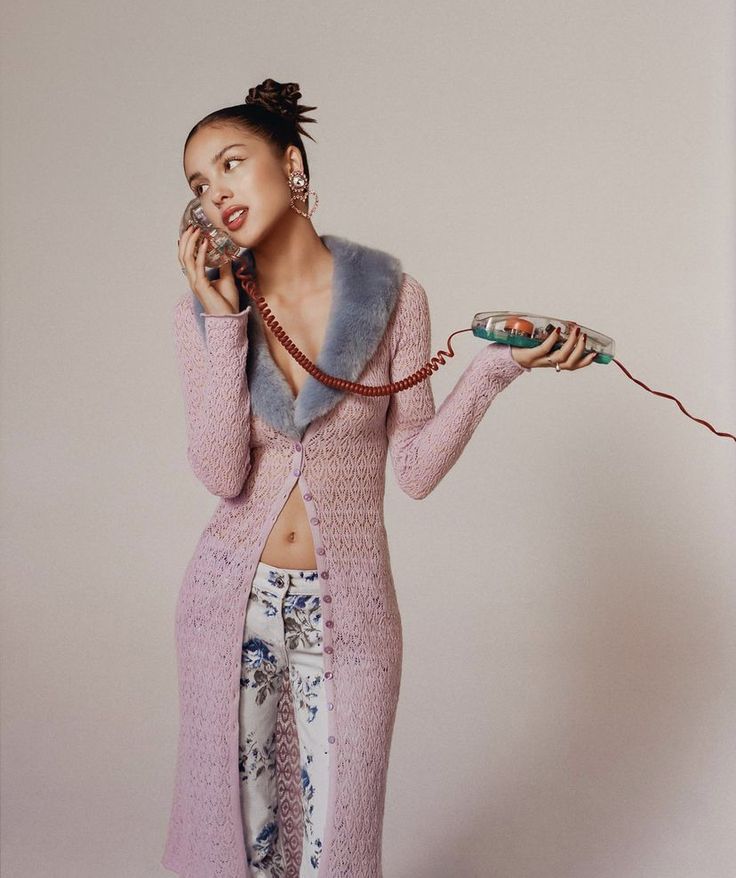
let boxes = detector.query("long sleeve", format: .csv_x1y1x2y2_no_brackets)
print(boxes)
172,293,253,498
386,273,531,499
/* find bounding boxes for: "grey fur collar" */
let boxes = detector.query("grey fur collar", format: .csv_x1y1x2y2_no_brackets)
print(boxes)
193,234,404,440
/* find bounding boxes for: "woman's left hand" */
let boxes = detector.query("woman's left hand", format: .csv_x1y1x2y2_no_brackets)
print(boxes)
510,323,598,371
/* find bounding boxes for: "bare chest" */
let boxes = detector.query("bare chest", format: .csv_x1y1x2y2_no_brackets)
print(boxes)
261,289,333,398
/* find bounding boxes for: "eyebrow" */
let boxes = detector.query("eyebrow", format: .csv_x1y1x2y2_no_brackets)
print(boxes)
187,143,249,186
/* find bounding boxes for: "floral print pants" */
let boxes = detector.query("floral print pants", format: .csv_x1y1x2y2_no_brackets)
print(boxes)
238,560,328,878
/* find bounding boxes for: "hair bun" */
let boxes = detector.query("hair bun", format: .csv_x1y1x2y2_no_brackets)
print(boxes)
245,78,317,139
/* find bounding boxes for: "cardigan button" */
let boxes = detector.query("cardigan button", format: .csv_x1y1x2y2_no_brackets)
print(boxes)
304,492,312,501
310,517,319,525
294,442,301,451
293,469,300,477
316,547,325,555
320,571,329,580
325,646,333,654
327,702,334,710
328,736,335,744
325,620,333,628
324,671,333,679
323,594,332,603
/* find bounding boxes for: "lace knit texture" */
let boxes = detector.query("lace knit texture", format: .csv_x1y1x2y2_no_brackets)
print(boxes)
161,271,529,878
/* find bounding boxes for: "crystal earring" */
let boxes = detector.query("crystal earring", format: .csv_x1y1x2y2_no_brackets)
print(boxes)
288,169,319,218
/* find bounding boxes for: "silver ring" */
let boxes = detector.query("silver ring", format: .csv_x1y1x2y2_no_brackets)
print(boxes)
180,266,187,274
546,355,561,372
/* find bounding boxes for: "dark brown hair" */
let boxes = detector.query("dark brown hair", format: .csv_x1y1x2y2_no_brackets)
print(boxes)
184,78,318,181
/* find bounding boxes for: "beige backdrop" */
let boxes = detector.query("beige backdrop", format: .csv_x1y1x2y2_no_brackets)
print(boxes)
2,1,735,876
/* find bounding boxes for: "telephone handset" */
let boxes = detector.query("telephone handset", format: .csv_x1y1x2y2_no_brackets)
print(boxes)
179,197,734,442
180,196,241,268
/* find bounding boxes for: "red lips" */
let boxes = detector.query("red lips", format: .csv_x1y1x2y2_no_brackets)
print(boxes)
222,205,248,228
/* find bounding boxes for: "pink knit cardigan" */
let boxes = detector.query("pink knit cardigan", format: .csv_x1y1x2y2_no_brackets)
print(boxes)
161,235,530,878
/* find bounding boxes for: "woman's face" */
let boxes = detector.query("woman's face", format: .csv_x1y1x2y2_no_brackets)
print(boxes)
183,122,298,248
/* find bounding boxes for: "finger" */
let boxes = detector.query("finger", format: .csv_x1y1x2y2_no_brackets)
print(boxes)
177,224,195,264
539,326,561,350
559,325,582,353
570,346,598,369
569,351,597,370
181,227,203,280
536,327,565,370
189,231,213,306
186,227,205,271
179,230,193,276
560,330,586,368
182,225,198,262
194,228,208,276
567,330,588,364
536,347,559,368
578,334,594,362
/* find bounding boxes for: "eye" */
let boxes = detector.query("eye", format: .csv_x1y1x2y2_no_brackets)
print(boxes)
192,157,245,195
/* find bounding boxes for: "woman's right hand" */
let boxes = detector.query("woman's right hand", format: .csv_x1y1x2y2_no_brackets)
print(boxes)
178,225,240,315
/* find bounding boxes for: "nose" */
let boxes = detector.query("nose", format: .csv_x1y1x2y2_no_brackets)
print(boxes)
210,181,234,209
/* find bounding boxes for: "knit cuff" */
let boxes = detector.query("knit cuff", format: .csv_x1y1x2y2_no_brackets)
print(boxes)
201,305,252,319
488,341,532,374
202,306,252,348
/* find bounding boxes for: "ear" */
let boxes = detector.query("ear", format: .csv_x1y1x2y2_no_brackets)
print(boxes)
283,144,303,177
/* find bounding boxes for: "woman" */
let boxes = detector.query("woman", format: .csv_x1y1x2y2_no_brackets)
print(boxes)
163,78,596,878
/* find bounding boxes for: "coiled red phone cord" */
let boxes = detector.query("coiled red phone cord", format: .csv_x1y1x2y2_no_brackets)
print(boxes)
235,263,451,395
234,263,736,443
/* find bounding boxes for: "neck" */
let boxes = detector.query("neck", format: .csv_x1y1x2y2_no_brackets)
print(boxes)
247,215,333,304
